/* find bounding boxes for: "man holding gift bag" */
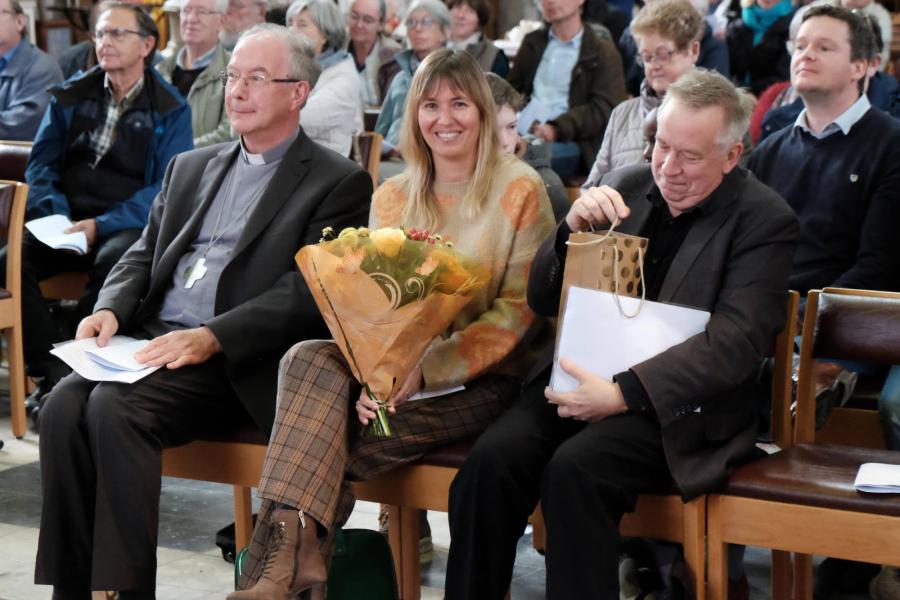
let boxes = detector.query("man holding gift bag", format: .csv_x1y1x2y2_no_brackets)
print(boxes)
446,68,800,600
34,25,372,599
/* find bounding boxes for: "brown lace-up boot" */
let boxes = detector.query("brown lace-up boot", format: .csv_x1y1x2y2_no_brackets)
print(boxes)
227,508,327,600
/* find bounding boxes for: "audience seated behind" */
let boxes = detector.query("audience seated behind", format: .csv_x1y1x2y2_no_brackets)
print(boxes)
287,0,364,158
752,9,900,144
584,0,703,187
3,3,193,413
346,0,402,107
156,0,237,147
485,73,569,222
446,0,510,76
33,24,372,599
232,48,555,600
507,0,627,178
374,0,451,156
0,0,63,141
725,0,794,95
221,0,267,50
618,2,729,97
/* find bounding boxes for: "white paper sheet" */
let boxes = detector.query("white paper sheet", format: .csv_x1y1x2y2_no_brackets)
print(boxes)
550,286,711,392
25,215,87,254
50,336,160,383
408,385,465,402
854,462,900,493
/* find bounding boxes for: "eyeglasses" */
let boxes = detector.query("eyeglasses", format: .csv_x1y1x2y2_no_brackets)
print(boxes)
92,27,144,42
349,11,379,25
181,7,221,17
219,70,302,88
0,9,19,17
635,47,679,67
406,17,436,30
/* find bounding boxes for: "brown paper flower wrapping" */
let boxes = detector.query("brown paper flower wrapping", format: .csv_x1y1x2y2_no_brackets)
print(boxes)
295,228,486,436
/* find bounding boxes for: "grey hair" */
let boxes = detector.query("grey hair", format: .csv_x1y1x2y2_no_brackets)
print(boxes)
186,0,230,14
9,0,23,14
659,68,753,150
350,0,388,22
404,0,451,31
286,0,347,50
236,23,322,88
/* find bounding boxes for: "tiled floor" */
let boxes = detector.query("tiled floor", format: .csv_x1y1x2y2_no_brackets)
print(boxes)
0,397,877,600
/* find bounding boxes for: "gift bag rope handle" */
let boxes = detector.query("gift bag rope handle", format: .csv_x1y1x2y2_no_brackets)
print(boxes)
564,219,646,319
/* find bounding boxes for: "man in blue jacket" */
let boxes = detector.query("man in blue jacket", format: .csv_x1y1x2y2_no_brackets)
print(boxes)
5,2,192,412
0,0,63,140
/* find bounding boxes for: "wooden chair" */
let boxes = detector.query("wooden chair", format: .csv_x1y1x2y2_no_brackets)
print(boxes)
353,131,383,189
0,140,31,182
565,186,581,204
0,181,30,438
528,290,799,600
708,288,900,600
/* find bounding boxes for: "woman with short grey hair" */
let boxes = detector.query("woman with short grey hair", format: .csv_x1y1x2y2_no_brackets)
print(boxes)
287,0,364,156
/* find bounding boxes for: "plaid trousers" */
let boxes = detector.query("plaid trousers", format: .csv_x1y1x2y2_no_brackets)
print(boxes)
238,340,520,589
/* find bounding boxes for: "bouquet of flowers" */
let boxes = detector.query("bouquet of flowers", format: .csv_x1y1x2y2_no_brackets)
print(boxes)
296,226,487,437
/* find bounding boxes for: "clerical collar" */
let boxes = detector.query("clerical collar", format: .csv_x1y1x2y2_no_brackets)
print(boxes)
239,128,300,165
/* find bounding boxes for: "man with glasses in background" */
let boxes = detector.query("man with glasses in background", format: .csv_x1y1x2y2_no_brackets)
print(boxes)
0,0,62,140
346,0,401,107
34,23,371,599
9,2,191,420
156,0,235,146
221,0,267,49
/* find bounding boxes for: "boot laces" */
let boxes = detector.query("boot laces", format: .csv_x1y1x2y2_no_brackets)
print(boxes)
261,519,287,579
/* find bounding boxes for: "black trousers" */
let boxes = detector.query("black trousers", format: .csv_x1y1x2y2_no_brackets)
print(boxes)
34,356,250,592
446,368,673,600
0,228,141,375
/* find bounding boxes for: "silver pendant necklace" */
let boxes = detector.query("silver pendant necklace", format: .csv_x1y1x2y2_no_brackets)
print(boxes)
182,161,268,289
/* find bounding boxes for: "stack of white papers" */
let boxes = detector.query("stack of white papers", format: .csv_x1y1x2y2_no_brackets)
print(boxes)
25,215,87,254
50,336,159,383
551,287,710,392
854,462,900,493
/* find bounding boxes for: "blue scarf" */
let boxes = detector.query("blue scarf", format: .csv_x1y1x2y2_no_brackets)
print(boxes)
742,0,793,46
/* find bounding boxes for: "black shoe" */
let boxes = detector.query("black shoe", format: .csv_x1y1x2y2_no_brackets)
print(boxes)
26,363,69,429
814,558,881,599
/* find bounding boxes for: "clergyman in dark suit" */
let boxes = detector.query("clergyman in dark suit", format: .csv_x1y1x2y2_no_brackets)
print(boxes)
34,24,372,599
445,69,799,599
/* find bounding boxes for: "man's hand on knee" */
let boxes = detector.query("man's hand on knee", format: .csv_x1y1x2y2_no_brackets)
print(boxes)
76,309,119,346
133,326,222,369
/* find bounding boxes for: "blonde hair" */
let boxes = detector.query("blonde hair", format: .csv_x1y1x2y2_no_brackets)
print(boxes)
630,0,704,50
397,49,501,230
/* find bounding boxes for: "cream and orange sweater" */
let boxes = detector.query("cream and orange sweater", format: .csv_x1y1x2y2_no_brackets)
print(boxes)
369,156,556,390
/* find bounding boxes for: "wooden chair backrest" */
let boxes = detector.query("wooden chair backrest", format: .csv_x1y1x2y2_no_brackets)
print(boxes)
0,181,28,297
353,132,382,189
795,287,900,444
770,290,801,449
0,141,32,183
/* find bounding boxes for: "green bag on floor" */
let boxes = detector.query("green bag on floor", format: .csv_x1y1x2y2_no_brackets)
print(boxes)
234,528,399,600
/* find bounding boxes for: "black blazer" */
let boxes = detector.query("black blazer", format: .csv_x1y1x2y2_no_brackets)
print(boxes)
529,164,799,499
95,129,373,434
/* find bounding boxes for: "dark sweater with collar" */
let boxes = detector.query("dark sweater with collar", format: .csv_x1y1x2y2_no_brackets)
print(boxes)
748,107,900,294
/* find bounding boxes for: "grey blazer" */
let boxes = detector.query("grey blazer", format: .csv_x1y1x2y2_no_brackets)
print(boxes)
0,41,63,140
95,130,373,434
528,163,799,499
